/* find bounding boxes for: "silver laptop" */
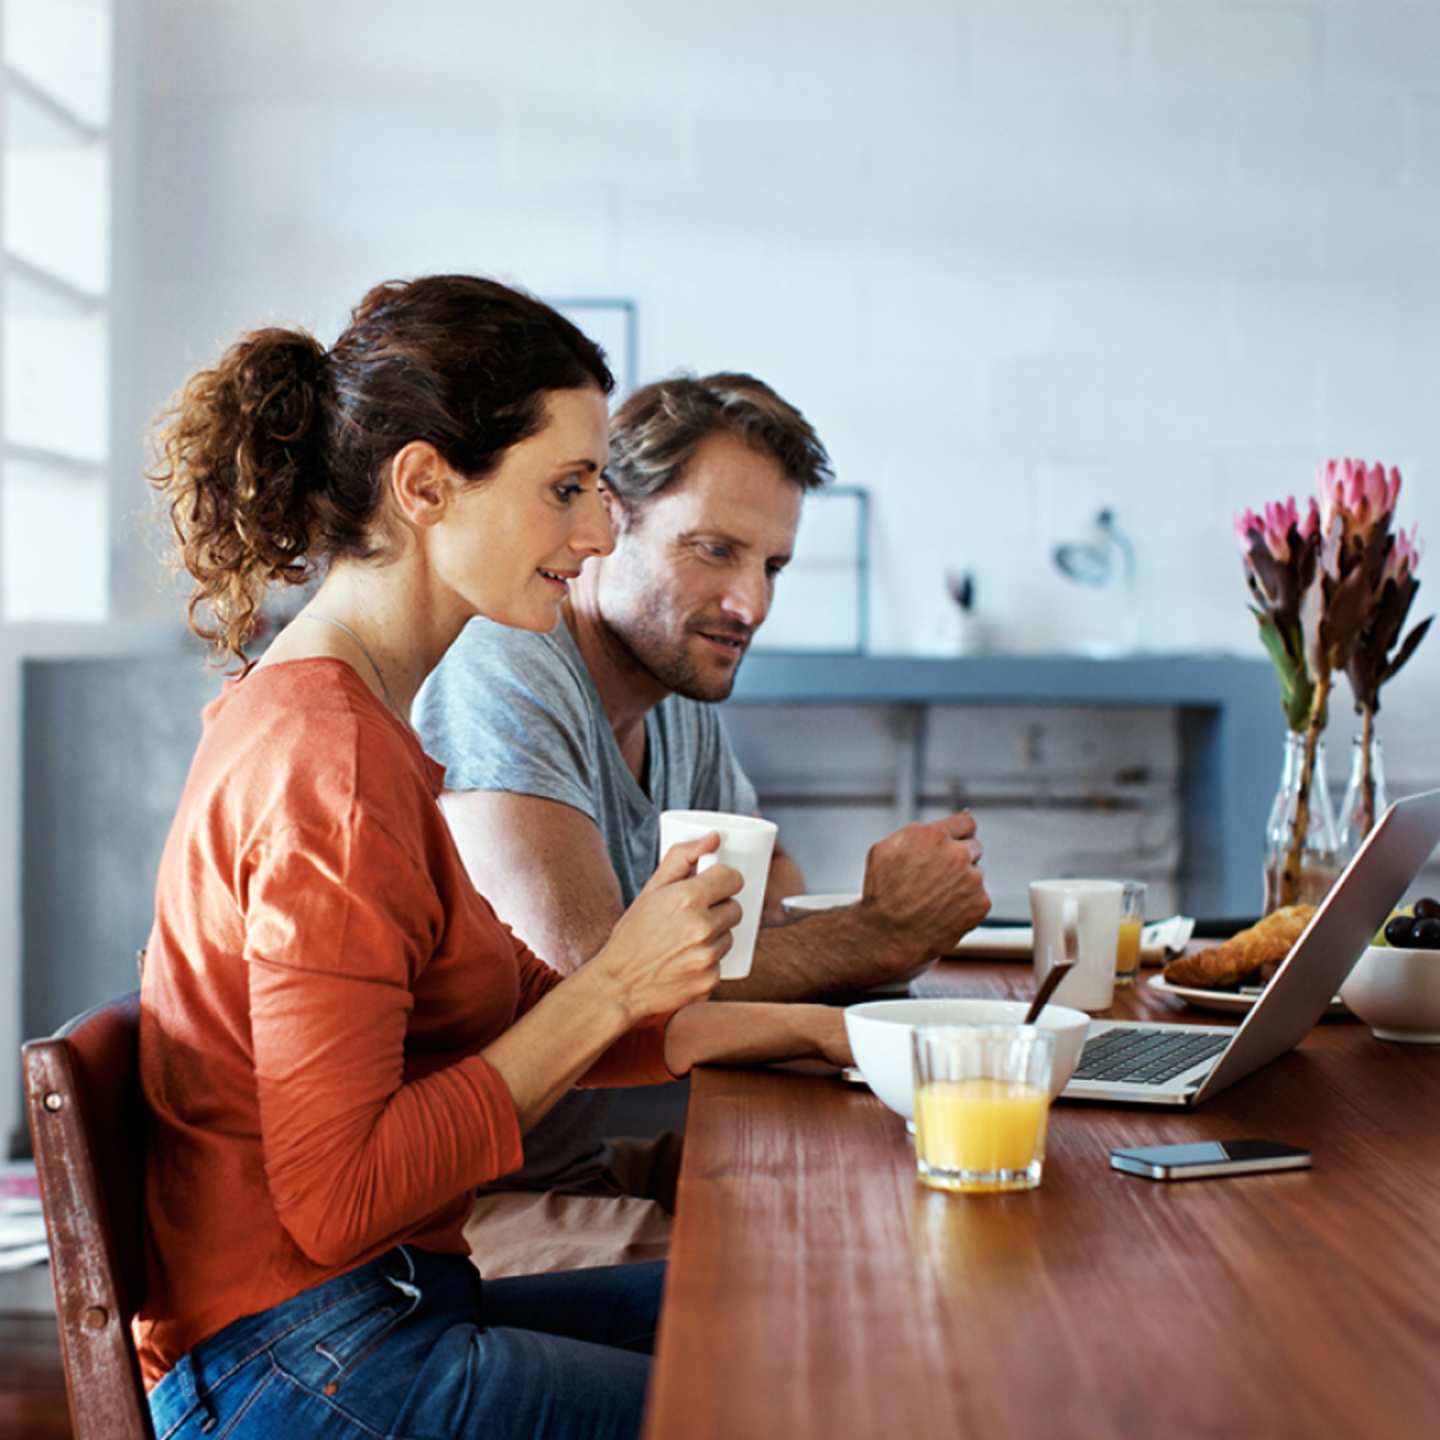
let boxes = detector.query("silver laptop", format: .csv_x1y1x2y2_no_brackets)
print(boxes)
1061,788,1440,1107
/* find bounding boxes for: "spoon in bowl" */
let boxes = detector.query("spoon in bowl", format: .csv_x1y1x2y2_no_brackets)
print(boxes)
1023,959,1075,1024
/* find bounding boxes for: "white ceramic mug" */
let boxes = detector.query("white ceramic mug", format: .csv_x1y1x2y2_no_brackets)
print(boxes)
657,810,778,980
1029,879,1123,1012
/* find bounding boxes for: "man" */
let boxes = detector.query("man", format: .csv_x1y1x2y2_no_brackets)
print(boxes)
414,372,989,1274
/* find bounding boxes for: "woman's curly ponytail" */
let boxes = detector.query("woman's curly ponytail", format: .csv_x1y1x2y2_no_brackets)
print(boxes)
149,328,329,667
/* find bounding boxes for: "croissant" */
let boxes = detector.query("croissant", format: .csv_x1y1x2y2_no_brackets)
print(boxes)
1163,905,1316,989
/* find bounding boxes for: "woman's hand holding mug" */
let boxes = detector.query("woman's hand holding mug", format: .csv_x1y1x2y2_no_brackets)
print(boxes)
590,833,744,1023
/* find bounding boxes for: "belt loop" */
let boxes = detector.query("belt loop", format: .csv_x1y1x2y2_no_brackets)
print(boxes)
196,1382,219,1435
172,1355,218,1436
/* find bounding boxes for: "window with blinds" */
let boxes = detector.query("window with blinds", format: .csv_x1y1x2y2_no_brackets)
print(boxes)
1,0,112,622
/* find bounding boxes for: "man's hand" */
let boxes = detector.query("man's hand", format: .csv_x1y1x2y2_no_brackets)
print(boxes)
859,813,991,960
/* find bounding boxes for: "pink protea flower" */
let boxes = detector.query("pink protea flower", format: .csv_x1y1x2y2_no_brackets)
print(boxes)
1318,457,1402,540
1313,456,1433,733
1235,497,1318,565
1236,493,1321,731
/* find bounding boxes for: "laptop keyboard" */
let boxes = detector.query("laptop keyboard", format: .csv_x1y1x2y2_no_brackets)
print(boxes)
1071,1028,1230,1086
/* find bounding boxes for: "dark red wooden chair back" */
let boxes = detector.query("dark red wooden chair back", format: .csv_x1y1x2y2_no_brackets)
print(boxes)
23,993,154,1440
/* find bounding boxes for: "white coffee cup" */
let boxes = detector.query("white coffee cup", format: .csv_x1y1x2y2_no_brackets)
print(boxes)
657,810,778,980
1029,879,1123,1013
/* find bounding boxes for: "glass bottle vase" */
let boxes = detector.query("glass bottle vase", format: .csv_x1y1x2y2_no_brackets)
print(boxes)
1338,732,1388,863
1262,733,1341,913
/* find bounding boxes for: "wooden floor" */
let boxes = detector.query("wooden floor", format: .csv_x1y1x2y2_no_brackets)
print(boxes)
0,1311,69,1439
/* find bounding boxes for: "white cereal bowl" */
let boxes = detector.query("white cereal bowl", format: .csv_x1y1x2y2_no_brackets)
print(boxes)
1339,946,1440,1043
843,998,1091,1120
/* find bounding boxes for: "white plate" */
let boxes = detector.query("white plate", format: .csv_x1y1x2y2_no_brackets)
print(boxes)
780,892,860,916
1146,973,1347,1016
951,926,1034,958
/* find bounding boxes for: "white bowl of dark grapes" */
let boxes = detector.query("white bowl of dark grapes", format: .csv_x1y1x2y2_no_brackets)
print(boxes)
1339,898,1440,1043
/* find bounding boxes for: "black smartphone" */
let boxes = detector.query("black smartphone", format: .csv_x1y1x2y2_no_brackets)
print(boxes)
1109,1139,1312,1181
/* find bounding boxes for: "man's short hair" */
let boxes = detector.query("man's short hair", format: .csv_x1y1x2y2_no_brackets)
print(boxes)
605,372,833,511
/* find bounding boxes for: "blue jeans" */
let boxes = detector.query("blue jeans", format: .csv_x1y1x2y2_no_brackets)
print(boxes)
148,1247,662,1439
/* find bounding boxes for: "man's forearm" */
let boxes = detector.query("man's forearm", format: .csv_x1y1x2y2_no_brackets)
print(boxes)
714,903,932,1002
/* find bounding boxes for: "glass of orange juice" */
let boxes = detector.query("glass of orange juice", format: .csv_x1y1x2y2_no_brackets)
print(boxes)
911,1026,1056,1193
1114,880,1148,987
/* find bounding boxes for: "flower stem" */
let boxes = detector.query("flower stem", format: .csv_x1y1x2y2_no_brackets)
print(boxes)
1281,671,1331,906
1360,704,1376,837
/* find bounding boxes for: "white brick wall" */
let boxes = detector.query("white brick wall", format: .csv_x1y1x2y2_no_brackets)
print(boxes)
122,0,1440,878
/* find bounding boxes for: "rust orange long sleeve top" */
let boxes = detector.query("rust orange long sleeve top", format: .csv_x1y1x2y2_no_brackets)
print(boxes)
135,659,674,1386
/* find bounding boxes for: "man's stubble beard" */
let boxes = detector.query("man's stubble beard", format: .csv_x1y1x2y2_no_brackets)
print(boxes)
605,605,743,704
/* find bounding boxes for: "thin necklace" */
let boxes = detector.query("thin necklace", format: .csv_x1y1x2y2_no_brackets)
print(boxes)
299,612,407,723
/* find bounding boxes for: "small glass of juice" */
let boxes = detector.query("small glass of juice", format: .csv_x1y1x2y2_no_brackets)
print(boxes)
1114,880,1148,987
911,1025,1056,1194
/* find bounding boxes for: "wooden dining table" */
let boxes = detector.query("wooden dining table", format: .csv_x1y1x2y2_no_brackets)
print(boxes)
644,959,1440,1440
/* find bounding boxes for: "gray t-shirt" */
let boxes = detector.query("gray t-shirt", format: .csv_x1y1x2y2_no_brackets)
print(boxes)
413,616,759,1190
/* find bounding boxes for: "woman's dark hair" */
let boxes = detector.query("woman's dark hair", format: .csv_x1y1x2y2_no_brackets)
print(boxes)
149,275,612,666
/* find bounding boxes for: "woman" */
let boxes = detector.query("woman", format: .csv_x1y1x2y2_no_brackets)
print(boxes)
138,274,850,1439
